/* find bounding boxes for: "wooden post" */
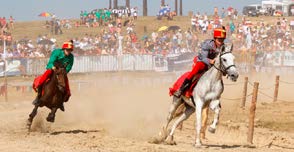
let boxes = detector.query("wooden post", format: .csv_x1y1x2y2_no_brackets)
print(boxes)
175,0,178,15
273,75,279,102
126,0,130,8
247,82,259,144
109,0,112,9
3,37,8,102
241,77,248,109
4,60,8,102
143,0,148,16
179,0,183,16
113,0,118,9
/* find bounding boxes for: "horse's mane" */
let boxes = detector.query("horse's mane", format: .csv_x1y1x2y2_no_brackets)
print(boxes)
199,44,232,79
53,60,65,69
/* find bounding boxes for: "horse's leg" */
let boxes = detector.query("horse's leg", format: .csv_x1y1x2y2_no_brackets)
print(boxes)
160,96,183,140
46,107,57,123
174,103,186,130
165,105,195,145
195,98,204,147
27,105,39,131
208,100,221,133
200,106,209,140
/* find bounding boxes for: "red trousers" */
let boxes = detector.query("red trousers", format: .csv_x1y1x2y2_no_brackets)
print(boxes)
169,61,207,97
187,61,207,80
33,69,71,96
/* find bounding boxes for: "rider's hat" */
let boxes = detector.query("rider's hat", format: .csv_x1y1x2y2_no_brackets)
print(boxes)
213,28,226,39
62,40,74,50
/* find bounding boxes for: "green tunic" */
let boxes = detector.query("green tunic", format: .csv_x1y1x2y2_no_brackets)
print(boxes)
46,48,74,73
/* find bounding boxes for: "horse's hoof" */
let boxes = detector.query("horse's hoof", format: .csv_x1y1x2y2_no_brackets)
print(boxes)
26,119,32,130
200,136,208,142
194,143,202,148
208,127,216,133
164,135,177,145
46,116,55,123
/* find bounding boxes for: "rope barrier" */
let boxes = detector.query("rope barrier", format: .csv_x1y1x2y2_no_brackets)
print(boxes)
258,90,274,99
224,81,244,86
221,93,253,101
258,90,294,102
258,85,275,90
248,81,254,86
248,80,274,90
280,80,294,85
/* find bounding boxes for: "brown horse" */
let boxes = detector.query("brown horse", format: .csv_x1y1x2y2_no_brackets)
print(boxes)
27,61,67,131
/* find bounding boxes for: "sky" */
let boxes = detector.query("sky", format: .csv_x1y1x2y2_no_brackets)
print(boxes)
1,0,263,21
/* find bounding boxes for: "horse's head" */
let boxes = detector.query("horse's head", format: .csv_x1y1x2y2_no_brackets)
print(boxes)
53,61,67,92
217,44,239,82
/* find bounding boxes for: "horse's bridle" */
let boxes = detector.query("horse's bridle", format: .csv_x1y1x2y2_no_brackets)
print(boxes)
54,67,66,92
213,48,236,76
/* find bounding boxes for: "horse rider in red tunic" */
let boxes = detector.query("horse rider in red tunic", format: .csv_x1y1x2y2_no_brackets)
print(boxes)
32,40,74,111
170,27,227,98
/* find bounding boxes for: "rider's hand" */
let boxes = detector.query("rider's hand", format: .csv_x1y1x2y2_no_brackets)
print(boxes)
52,66,56,70
209,59,215,65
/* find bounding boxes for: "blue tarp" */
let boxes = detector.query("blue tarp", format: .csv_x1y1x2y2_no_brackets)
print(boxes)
158,7,171,16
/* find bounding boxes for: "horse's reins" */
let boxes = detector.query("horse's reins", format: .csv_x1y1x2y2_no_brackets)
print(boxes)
213,49,236,76
55,62,68,91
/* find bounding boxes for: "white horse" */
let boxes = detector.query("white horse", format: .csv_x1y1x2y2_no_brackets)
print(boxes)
154,44,239,147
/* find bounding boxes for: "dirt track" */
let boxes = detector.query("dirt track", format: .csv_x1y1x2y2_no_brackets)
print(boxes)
0,72,294,152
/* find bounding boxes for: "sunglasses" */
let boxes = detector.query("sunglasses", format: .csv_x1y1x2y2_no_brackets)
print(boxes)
216,38,225,42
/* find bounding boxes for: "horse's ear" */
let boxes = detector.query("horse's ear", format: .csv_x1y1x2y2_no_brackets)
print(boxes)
230,44,233,52
221,45,225,53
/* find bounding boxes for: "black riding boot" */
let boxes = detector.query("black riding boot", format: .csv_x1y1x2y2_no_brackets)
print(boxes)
32,86,42,105
173,78,192,97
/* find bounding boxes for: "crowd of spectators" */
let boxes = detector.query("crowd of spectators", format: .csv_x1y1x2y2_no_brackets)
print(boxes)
232,17,294,52
78,7,138,28
1,6,294,61
190,10,294,53
0,34,57,58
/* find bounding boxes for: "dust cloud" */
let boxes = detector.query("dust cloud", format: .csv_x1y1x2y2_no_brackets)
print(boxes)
55,72,174,140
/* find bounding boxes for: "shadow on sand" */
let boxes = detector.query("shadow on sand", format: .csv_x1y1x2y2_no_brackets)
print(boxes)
205,144,245,149
50,129,101,135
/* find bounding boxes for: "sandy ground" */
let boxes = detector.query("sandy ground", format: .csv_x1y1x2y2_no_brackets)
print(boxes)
0,72,294,152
